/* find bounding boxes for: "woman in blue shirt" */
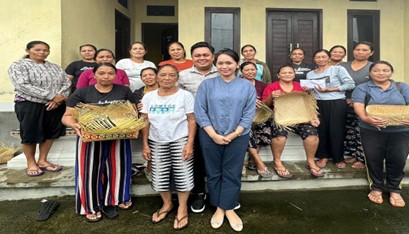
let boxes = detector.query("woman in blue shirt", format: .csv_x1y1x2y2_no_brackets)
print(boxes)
195,49,256,232
352,61,409,208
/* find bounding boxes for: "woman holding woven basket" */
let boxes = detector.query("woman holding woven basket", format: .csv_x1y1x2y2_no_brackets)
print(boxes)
8,40,70,177
263,65,322,178
240,61,271,177
352,61,409,208
140,64,196,230
62,63,137,222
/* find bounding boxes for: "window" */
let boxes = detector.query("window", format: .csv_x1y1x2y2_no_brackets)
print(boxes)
347,10,380,61
205,8,240,53
118,0,127,8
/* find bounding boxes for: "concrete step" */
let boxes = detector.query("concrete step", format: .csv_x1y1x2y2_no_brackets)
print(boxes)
7,133,307,169
2,160,409,201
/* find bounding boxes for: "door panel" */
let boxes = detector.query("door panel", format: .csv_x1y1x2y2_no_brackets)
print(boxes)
267,10,321,81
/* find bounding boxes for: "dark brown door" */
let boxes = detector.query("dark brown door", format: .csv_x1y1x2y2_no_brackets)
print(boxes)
267,10,321,81
115,10,131,62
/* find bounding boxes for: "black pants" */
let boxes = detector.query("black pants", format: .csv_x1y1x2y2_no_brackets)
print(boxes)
191,125,206,194
316,99,347,163
361,128,409,193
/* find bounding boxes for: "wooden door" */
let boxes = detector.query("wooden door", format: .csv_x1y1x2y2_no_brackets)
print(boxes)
267,10,321,81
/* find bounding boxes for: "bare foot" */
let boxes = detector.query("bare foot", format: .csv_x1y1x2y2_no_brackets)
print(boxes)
351,161,366,169
390,193,405,208
368,191,383,204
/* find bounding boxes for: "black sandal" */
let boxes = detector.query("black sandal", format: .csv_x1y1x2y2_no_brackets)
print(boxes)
102,206,118,219
36,200,59,221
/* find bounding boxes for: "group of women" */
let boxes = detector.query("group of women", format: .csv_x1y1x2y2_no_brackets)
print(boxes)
8,39,409,232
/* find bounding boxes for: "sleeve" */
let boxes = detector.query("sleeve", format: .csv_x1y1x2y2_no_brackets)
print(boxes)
133,88,144,103
238,84,257,128
337,66,355,91
184,92,195,114
262,84,273,100
66,88,83,107
118,70,130,85
177,71,187,90
351,83,367,104
57,67,72,97
65,62,76,76
115,59,125,69
140,93,150,114
76,70,91,88
8,61,56,100
400,82,409,105
194,81,212,128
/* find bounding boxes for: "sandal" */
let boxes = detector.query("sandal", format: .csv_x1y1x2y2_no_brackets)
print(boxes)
39,163,63,172
25,168,44,177
305,165,324,177
316,158,329,168
335,161,347,169
368,191,383,205
174,214,189,231
257,167,272,178
351,161,366,169
345,157,357,164
151,206,174,224
118,200,133,210
390,193,406,208
85,212,102,223
273,166,293,178
247,162,257,171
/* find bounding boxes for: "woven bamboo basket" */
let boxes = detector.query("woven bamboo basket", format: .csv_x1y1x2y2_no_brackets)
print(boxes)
253,104,274,125
0,142,20,164
366,105,409,126
75,101,148,142
273,92,318,129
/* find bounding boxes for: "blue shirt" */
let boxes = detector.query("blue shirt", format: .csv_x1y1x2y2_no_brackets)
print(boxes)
194,76,256,135
352,80,409,132
306,66,355,100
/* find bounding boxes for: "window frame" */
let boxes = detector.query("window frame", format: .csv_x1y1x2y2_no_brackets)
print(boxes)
205,7,240,53
347,10,380,62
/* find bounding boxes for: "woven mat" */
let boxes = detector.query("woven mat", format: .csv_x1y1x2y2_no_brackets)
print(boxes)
273,92,318,127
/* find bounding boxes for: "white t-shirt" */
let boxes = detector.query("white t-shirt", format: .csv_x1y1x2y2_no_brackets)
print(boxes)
141,89,194,142
115,59,156,92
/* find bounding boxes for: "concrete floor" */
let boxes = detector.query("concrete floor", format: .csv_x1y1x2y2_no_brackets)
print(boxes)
1,189,408,234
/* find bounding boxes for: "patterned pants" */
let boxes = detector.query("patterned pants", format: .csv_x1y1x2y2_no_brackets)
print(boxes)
149,136,194,192
75,138,132,215
344,110,365,162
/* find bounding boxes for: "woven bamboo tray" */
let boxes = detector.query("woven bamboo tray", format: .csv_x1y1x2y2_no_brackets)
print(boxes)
366,105,409,126
75,101,148,142
253,105,274,125
0,142,20,164
273,92,318,127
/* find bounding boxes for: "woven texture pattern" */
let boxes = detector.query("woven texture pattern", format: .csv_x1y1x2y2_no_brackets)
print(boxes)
366,105,409,126
0,142,20,164
253,105,274,125
75,101,148,142
273,92,318,128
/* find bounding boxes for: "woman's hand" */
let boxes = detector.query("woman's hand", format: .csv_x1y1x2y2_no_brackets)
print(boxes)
271,90,281,98
255,99,265,108
212,134,231,145
52,94,67,104
71,122,82,137
362,116,389,129
45,101,59,111
137,101,143,112
401,118,409,126
142,144,151,160
182,143,194,160
310,116,320,127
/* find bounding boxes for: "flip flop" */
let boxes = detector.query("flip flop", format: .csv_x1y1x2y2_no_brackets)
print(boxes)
118,200,133,210
390,194,406,208
36,200,59,221
273,167,293,178
102,206,118,219
151,206,173,224
367,191,383,205
257,167,273,178
335,162,346,169
25,168,44,177
305,165,324,177
316,158,329,168
85,212,102,223
174,214,189,231
39,164,63,172
351,161,366,169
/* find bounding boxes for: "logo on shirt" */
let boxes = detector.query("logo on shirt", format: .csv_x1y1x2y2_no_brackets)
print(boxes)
149,104,176,114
